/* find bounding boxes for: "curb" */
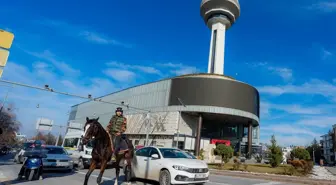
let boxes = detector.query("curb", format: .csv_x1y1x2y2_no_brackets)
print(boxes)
209,169,336,185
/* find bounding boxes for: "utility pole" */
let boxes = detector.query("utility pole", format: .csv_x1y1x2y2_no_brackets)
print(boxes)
145,112,151,146
313,148,315,164
176,97,186,149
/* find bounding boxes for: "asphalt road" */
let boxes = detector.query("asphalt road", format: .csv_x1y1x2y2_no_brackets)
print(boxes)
0,154,300,185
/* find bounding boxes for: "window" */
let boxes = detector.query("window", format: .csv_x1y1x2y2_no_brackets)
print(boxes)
149,148,160,158
134,140,139,146
159,148,193,159
63,138,79,148
151,140,157,146
135,147,151,157
45,147,67,155
173,141,185,150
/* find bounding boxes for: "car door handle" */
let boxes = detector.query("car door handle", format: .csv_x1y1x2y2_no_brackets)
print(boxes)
144,159,148,161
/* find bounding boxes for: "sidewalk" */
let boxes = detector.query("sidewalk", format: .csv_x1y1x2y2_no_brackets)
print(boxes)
326,166,336,176
209,169,336,185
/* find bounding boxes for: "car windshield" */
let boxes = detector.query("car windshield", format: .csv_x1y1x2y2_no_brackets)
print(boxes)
159,148,194,159
45,147,67,155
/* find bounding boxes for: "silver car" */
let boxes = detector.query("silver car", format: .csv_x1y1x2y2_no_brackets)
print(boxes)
42,146,74,172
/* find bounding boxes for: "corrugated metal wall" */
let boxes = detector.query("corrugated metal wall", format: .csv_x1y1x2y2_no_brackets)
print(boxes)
69,80,172,128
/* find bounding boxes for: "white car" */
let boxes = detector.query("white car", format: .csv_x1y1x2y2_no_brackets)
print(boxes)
131,147,209,185
42,145,74,172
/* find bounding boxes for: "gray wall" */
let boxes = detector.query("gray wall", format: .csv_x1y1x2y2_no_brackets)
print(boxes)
168,77,260,118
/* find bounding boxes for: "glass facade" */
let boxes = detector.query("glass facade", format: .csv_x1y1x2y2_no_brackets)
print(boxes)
201,121,238,139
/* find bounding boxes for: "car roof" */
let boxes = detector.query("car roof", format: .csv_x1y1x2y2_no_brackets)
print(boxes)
44,145,64,149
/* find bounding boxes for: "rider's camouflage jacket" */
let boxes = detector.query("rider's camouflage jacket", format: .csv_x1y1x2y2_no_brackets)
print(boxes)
106,115,127,135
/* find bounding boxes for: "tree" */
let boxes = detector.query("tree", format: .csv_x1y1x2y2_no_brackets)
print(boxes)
45,133,56,145
268,135,283,168
291,147,310,160
0,104,20,147
57,135,63,146
306,138,321,164
214,144,234,166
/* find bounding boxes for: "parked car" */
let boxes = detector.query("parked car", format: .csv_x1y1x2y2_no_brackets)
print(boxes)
42,145,74,172
131,147,209,185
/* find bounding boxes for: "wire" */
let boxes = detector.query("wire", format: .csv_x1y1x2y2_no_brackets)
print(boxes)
0,79,151,113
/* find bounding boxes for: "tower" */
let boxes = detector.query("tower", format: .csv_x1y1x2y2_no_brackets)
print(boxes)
200,0,240,75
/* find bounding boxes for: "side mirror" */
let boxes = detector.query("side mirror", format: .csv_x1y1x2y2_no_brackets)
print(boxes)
151,154,159,159
68,153,73,156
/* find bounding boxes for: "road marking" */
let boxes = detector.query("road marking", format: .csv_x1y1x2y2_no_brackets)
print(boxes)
208,181,232,185
252,182,282,185
76,171,115,181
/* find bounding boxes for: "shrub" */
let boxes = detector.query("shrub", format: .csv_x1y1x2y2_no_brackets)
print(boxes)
214,144,234,166
283,166,296,176
199,149,205,160
243,164,248,171
289,160,304,169
254,153,263,163
290,148,310,160
268,135,283,168
233,160,241,170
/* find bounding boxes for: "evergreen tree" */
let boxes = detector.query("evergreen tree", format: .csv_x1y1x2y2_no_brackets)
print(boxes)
268,135,283,168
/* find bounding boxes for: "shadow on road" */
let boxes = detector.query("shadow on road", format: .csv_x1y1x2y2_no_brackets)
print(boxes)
100,177,158,185
0,170,76,185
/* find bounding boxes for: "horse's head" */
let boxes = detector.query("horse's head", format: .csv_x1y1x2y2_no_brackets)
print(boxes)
81,117,100,145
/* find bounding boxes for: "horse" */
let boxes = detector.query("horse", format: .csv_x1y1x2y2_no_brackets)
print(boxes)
81,117,135,185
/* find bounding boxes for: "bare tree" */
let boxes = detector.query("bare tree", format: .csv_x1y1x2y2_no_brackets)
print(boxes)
0,103,21,147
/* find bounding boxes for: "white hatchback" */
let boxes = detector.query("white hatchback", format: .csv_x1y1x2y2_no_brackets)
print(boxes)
131,147,209,185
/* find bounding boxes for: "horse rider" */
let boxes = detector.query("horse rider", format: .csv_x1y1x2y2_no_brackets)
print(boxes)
106,107,127,161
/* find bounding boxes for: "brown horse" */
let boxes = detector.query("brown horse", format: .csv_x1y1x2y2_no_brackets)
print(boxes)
81,117,135,185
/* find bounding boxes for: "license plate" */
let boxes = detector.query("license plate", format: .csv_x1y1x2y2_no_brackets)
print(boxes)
195,174,206,179
56,162,69,166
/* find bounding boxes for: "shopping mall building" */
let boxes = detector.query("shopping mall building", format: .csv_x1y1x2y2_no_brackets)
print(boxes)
68,73,261,156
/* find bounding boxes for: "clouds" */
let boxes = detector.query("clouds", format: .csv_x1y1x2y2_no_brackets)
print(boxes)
246,62,293,81
306,1,336,13
158,62,199,76
34,19,133,48
258,79,336,102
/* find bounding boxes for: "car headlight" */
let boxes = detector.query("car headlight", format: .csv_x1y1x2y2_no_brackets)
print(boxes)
173,165,190,172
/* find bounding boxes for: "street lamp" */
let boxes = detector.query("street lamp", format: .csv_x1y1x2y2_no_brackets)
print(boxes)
176,97,186,149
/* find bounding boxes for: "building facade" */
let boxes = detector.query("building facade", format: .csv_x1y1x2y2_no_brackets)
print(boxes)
321,124,336,164
68,73,260,156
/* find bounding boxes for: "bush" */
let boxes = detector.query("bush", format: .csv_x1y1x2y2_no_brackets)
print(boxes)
254,153,263,163
214,144,234,166
283,166,296,176
232,158,241,170
289,160,304,169
268,135,283,168
199,149,205,160
290,148,310,160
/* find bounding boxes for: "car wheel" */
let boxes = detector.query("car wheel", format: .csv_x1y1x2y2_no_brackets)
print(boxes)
159,170,171,185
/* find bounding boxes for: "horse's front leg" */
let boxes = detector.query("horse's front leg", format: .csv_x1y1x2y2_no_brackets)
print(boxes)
84,160,97,185
114,156,121,185
97,160,108,185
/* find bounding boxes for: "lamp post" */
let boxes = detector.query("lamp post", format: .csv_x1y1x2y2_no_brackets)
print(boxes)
176,97,186,149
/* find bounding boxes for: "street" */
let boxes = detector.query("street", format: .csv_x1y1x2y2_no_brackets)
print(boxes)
0,160,300,185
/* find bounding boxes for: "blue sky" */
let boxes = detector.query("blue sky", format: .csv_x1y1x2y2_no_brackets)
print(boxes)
0,0,335,146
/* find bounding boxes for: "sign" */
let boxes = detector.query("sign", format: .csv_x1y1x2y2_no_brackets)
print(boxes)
36,118,53,131
0,68,3,78
0,48,9,67
0,30,14,49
